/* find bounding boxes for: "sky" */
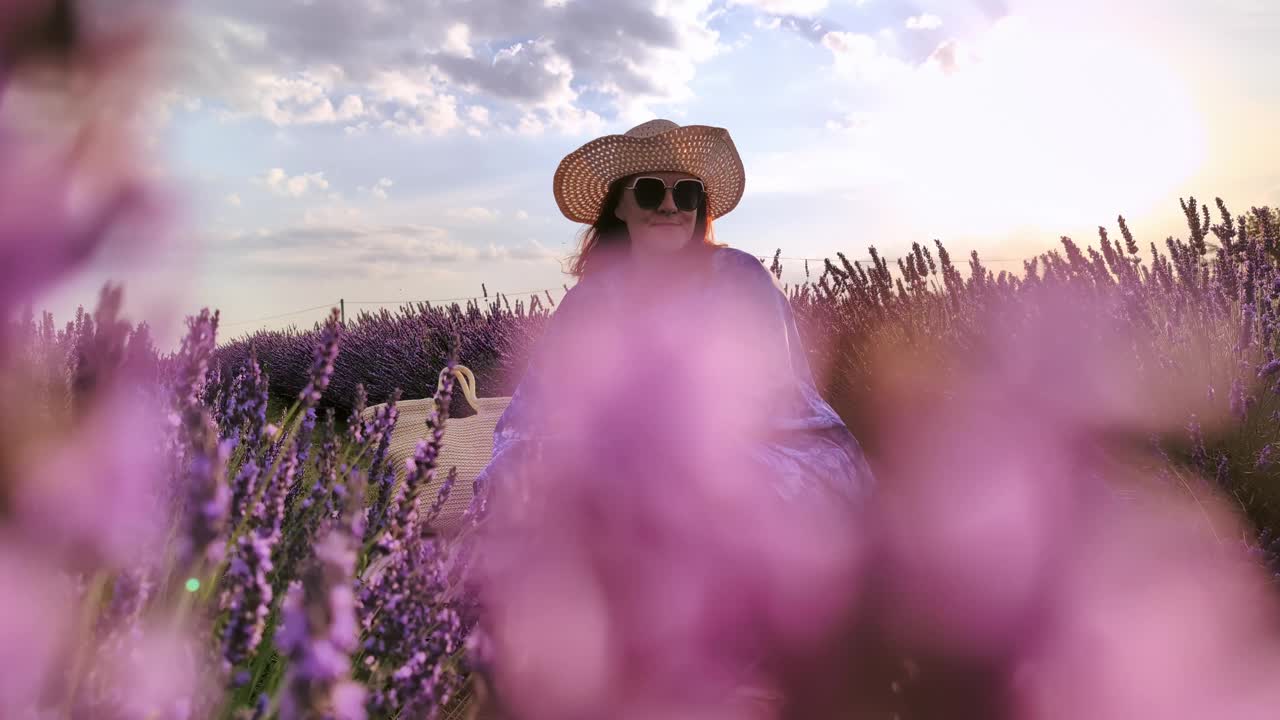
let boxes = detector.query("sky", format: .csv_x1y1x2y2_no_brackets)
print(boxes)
33,0,1280,350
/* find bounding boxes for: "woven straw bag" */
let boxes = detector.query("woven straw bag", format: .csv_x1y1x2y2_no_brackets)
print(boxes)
360,365,511,536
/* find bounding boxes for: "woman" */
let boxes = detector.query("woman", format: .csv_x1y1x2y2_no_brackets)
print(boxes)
465,119,878,720
473,118,875,513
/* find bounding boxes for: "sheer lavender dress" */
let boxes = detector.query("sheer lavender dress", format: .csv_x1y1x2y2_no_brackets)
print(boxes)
472,246,876,508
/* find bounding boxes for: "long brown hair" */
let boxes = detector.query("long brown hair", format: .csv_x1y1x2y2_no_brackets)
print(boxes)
565,175,725,280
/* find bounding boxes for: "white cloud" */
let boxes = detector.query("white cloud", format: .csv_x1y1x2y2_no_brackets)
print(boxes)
443,23,474,58
446,207,500,223
906,14,944,30
494,238,559,261
515,210,530,221
464,105,491,137
302,204,362,226
729,0,829,17
215,221,558,281
824,111,874,132
249,68,367,126
925,39,964,75
367,69,461,136
258,168,330,198
753,16,782,30
820,31,910,83
372,178,393,200
181,0,727,136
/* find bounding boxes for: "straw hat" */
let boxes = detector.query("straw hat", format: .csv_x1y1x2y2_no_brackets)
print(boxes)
553,119,746,224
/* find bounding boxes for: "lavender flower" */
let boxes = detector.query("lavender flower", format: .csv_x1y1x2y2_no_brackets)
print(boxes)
277,531,364,720
254,435,301,542
360,539,469,719
308,408,339,515
175,413,233,570
422,466,459,528
1215,453,1231,489
370,366,453,568
1259,358,1280,378
95,567,154,639
1187,415,1208,473
220,532,275,682
299,308,342,407
229,459,262,530
223,350,270,445
285,406,320,506
167,310,232,571
346,384,369,446
1229,378,1247,421
362,394,403,543
221,436,301,679
1257,444,1274,470
171,309,220,414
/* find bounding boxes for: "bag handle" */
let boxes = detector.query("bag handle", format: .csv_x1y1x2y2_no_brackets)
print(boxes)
435,364,481,413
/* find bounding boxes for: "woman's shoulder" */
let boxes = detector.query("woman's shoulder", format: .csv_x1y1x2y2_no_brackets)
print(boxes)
552,264,622,322
711,246,786,294
562,264,618,301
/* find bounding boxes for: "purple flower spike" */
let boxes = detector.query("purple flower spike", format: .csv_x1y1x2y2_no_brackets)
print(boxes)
382,366,453,548
305,408,339,516
360,539,470,719
229,459,262,530
1259,359,1280,378
346,384,369,446
178,426,233,569
277,531,364,720
298,308,343,409
422,466,458,528
223,350,269,446
1258,444,1274,470
1229,378,1247,421
220,532,275,678
172,309,221,413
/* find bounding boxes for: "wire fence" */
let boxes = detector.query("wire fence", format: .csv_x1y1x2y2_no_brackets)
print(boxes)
218,254,1032,330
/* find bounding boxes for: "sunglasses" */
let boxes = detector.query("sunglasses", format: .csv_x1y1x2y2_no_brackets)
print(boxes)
624,176,705,212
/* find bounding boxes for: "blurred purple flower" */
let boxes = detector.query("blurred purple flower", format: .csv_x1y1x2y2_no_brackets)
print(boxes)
76,616,216,720
12,380,168,569
0,547,75,712
469,299,865,719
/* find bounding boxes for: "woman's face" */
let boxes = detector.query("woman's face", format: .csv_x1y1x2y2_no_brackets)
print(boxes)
613,171,701,258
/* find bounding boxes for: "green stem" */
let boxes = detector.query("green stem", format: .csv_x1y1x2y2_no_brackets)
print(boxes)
61,571,113,714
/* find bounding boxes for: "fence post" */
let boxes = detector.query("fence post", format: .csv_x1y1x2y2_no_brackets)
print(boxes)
340,298,345,326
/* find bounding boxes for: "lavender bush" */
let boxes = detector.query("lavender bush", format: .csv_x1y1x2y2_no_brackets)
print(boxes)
213,296,555,420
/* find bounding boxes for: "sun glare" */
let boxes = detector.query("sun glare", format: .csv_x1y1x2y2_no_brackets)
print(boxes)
884,15,1209,238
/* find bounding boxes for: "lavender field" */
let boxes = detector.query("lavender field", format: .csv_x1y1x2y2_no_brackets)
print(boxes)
9,2,1280,719
8,196,1280,718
